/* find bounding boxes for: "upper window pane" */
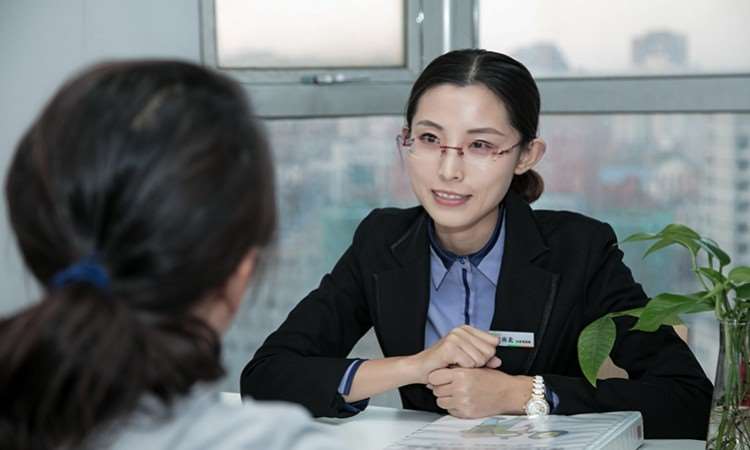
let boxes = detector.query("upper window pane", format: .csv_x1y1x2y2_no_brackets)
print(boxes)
215,0,406,69
478,0,750,77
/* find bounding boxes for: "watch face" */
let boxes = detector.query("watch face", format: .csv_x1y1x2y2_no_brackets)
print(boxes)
525,398,550,417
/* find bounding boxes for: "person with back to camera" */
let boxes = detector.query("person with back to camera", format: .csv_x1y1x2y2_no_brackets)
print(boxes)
242,49,713,440
0,60,345,450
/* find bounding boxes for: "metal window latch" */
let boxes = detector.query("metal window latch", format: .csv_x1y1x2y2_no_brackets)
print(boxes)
301,73,371,85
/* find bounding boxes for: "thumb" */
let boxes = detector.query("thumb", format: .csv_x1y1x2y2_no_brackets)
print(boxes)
485,356,502,368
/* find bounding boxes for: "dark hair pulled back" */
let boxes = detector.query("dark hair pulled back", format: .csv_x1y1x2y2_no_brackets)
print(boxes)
0,60,276,449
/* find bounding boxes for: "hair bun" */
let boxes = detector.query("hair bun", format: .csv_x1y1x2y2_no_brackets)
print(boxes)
510,169,544,204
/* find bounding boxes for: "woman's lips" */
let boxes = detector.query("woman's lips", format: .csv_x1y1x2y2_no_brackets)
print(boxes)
432,189,471,206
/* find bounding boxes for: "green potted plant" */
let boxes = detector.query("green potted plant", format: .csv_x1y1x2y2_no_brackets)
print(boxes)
577,224,750,449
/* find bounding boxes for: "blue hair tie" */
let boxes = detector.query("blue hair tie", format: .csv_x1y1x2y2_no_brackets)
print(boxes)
50,256,110,291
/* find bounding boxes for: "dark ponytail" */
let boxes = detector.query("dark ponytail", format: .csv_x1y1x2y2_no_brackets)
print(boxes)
405,49,544,203
510,169,544,204
0,60,276,449
0,286,222,449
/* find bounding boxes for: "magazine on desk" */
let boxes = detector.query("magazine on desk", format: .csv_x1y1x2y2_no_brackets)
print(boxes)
386,411,643,450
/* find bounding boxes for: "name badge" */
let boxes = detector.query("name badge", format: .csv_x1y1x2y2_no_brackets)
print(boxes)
489,330,535,348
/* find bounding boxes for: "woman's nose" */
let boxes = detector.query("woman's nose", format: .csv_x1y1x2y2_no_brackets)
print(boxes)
438,148,465,182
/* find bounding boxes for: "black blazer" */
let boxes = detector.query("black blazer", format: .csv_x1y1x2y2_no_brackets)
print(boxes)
242,191,712,439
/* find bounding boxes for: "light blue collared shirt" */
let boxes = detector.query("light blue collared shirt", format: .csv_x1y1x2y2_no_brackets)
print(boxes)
424,209,505,347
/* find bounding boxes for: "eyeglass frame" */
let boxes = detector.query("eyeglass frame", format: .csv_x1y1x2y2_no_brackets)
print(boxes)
396,133,525,162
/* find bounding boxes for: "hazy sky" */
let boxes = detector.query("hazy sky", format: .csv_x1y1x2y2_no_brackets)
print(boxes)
216,0,404,67
215,0,750,73
479,0,750,73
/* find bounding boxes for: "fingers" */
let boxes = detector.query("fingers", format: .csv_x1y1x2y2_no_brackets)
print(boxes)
445,326,499,367
446,337,485,368
427,368,453,386
436,396,455,410
417,326,502,381
431,383,453,397
460,325,500,347
486,356,502,368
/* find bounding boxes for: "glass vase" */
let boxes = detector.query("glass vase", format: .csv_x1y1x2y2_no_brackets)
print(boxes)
706,319,750,450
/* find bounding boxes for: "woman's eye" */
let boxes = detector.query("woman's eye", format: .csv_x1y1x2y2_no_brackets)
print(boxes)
468,141,496,153
418,133,440,145
469,141,491,149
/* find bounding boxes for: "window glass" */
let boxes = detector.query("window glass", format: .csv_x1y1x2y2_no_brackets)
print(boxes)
215,0,405,68
478,0,750,77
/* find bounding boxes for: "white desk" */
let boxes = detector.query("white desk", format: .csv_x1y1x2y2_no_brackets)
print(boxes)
221,393,705,449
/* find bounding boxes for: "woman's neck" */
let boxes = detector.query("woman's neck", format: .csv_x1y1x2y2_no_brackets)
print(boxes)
434,208,499,256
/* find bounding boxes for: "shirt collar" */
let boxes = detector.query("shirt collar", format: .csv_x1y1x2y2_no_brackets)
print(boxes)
428,205,505,288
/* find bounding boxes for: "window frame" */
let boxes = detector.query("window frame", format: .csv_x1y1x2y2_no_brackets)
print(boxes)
199,0,446,118
468,0,750,114
200,0,750,117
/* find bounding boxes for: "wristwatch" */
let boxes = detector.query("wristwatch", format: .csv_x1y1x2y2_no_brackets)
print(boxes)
524,375,550,417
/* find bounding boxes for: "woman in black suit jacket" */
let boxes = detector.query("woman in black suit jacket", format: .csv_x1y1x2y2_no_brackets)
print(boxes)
242,49,712,439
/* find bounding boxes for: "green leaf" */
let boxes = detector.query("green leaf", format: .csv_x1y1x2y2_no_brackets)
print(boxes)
632,293,704,332
643,236,699,258
668,235,701,255
698,267,725,286
661,315,685,325
621,232,659,244
687,290,710,298
697,239,731,267
735,283,750,299
660,224,701,240
643,238,675,259
684,301,714,314
609,307,644,319
728,267,750,284
702,282,725,300
578,316,616,387
682,291,715,313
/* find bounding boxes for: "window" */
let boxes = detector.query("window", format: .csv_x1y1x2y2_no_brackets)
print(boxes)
201,0,447,117
213,2,750,396
214,1,405,69
476,1,750,115
478,0,750,77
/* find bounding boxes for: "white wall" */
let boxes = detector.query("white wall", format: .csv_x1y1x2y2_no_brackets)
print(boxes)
0,0,202,314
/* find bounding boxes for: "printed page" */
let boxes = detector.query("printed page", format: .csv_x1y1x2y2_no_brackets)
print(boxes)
386,411,642,450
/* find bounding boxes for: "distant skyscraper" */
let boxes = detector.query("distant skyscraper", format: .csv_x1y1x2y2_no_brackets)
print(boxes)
632,30,687,71
513,42,569,75
697,115,750,264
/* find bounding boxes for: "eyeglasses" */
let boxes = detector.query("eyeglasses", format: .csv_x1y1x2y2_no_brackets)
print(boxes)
396,132,522,167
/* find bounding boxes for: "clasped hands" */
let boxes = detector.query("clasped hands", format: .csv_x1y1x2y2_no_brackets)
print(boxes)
410,325,533,419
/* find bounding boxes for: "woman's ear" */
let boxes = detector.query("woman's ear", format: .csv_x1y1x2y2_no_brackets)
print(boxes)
514,138,546,175
224,249,258,313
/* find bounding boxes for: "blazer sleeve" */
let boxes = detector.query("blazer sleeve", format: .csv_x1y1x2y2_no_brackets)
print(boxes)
543,221,713,440
240,212,375,418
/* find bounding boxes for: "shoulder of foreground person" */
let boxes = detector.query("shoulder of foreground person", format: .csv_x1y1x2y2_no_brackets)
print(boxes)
103,390,346,450
200,398,347,450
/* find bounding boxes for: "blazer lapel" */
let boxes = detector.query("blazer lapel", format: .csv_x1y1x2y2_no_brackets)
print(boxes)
373,212,431,358
372,196,559,376
491,192,560,375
